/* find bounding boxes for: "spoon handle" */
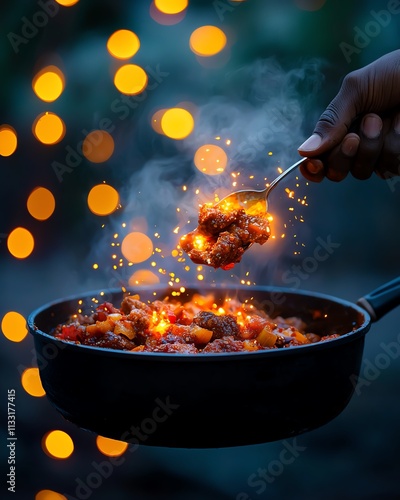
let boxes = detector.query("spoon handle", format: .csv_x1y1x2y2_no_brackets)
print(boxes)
266,157,308,196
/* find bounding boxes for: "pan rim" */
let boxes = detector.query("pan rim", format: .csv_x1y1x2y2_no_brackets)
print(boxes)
28,284,371,361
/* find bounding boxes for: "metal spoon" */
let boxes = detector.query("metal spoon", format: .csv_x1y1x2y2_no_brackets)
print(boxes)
214,157,308,215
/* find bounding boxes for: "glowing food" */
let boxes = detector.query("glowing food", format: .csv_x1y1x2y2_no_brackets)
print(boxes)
180,204,271,270
53,293,339,354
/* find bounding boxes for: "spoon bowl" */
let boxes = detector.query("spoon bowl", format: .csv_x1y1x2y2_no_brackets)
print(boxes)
215,157,308,215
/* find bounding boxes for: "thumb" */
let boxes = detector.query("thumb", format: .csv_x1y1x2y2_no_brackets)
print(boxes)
298,78,359,157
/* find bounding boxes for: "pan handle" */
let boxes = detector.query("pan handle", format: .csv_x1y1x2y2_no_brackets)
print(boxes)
357,276,400,322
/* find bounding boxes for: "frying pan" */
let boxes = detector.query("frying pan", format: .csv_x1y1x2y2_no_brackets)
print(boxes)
28,277,400,448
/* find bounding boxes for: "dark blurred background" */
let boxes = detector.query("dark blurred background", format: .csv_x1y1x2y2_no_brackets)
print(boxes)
1,0,400,499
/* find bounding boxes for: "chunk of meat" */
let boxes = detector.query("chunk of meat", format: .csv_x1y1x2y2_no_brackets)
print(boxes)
180,204,270,269
192,311,240,340
83,332,137,350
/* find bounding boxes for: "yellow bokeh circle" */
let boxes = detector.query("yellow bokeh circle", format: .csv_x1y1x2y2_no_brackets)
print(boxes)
21,367,46,397
194,144,228,175
0,125,18,157
82,130,114,163
32,66,65,102
55,0,80,6
33,112,66,145
154,0,188,14
107,30,140,59
189,26,227,57
161,108,194,139
121,232,153,263
128,269,160,286
7,227,35,259
96,436,128,457
27,187,56,221
114,64,148,95
1,311,28,342
42,430,74,459
87,184,120,216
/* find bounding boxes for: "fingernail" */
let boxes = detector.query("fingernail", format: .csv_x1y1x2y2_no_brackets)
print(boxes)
306,159,322,174
362,115,382,139
342,135,359,157
298,134,322,152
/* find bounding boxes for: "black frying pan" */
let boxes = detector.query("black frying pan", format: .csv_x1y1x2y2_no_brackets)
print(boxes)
27,277,400,448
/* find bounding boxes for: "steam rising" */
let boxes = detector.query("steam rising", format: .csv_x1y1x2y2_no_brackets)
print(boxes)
90,57,325,288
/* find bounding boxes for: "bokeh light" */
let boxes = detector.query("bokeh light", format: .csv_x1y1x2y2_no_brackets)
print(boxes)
114,64,148,95
87,184,120,216
96,436,128,457
33,112,66,145
150,1,186,24
82,130,114,163
194,144,228,175
121,232,153,263
161,108,194,139
189,26,227,57
129,269,160,286
55,0,79,6
35,491,67,500
107,30,140,59
32,66,65,102
1,311,28,342
150,108,167,134
154,0,188,14
42,430,74,459
21,367,46,397
0,125,17,156
27,187,56,221
7,227,35,259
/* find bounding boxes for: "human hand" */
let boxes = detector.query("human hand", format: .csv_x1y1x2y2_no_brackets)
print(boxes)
298,49,400,182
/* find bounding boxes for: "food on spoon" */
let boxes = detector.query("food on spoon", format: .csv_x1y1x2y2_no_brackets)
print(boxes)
53,293,339,354
179,203,271,270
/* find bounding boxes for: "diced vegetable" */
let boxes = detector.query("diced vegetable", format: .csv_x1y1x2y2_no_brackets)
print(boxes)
256,324,277,347
290,331,310,344
190,325,213,344
86,319,114,335
114,321,135,340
